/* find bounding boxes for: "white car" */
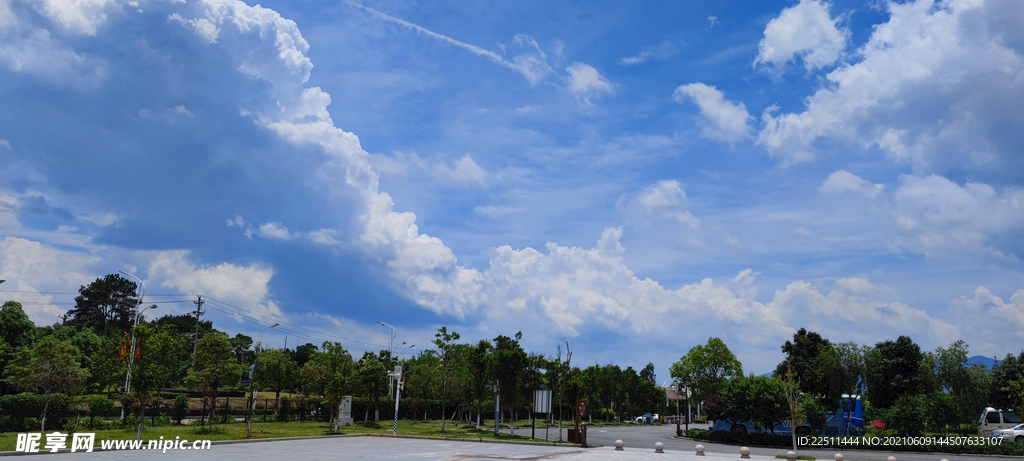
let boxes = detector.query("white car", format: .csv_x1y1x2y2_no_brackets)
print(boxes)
634,413,660,424
991,423,1024,443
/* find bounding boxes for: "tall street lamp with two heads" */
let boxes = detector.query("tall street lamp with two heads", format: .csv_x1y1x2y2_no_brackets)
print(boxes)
247,322,279,438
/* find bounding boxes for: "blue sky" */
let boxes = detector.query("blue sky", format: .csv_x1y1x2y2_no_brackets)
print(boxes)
1,0,1022,378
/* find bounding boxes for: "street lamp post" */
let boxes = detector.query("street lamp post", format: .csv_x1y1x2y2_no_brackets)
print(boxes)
376,321,396,396
247,323,279,438
117,270,146,421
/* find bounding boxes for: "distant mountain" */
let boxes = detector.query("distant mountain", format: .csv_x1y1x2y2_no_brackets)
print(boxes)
968,355,1000,370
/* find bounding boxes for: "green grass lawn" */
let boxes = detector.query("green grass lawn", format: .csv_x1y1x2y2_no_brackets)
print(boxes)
0,418,574,452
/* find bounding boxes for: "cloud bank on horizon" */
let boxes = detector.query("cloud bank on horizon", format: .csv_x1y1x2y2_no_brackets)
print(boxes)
0,0,1022,373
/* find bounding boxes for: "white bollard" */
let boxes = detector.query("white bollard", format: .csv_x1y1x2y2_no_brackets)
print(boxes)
696,444,706,456
835,454,844,461
888,457,897,461
615,440,624,451
787,451,796,461
655,442,665,453
741,446,751,459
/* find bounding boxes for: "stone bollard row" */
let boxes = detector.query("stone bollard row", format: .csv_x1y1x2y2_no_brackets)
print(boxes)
695,444,706,456
741,446,751,459
614,440,624,451
835,454,844,461
655,442,664,453
888,457,897,461
787,451,796,461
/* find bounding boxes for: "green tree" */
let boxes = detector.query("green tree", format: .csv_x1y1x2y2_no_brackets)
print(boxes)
989,352,1023,411
354,352,388,424
5,336,87,431
0,301,36,396
933,340,989,434
125,324,182,439
491,332,528,433
467,339,492,429
184,332,238,426
865,336,926,410
800,393,828,435
67,274,138,335
294,343,318,368
774,329,835,403
819,341,868,432
781,360,803,454
295,343,351,433
432,326,461,432
255,349,298,400
671,337,743,418
641,362,656,383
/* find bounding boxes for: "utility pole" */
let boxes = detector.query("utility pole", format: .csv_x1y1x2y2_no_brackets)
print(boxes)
192,295,204,365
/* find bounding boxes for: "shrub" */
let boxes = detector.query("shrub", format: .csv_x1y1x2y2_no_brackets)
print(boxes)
88,396,114,426
277,396,291,422
173,395,189,424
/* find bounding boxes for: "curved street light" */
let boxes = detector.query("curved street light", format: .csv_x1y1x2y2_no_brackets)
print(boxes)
117,270,146,423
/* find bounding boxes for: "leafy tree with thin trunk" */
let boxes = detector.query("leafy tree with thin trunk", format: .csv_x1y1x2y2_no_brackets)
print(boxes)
491,332,527,433
184,332,238,426
6,336,87,431
432,326,461,432
782,360,803,455
671,337,743,420
354,352,387,424
255,349,298,400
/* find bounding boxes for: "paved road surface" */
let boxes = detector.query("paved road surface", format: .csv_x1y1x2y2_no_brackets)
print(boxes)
500,425,998,461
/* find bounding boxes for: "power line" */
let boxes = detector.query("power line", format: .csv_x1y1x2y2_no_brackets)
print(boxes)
201,303,379,353
204,297,388,349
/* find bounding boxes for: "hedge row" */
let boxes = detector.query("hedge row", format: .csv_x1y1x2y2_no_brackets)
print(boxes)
0,393,71,432
686,429,1024,456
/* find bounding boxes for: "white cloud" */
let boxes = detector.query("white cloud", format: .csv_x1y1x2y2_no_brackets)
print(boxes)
370,151,490,188
473,205,518,219
893,175,1024,257
257,222,294,240
0,28,106,89
620,41,677,65
757,0,1024,174
0,139,9,148
168,14,220,44
147,250,276,312
674,83,751,144
708,16,719,28
754,0,848,71
949,287,1024,355
768,278,958,345
634,180,700,229
565,63,614,110
437,155,487,187
83,212,120,227
818,170,883,197
0,236,99,324
32,0,121,35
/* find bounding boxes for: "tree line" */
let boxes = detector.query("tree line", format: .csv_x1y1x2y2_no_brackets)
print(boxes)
0,274,667,436
671,329,1024,437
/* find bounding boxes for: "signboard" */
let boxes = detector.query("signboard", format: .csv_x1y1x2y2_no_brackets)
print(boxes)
533,389,552,414
577,399,587,420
